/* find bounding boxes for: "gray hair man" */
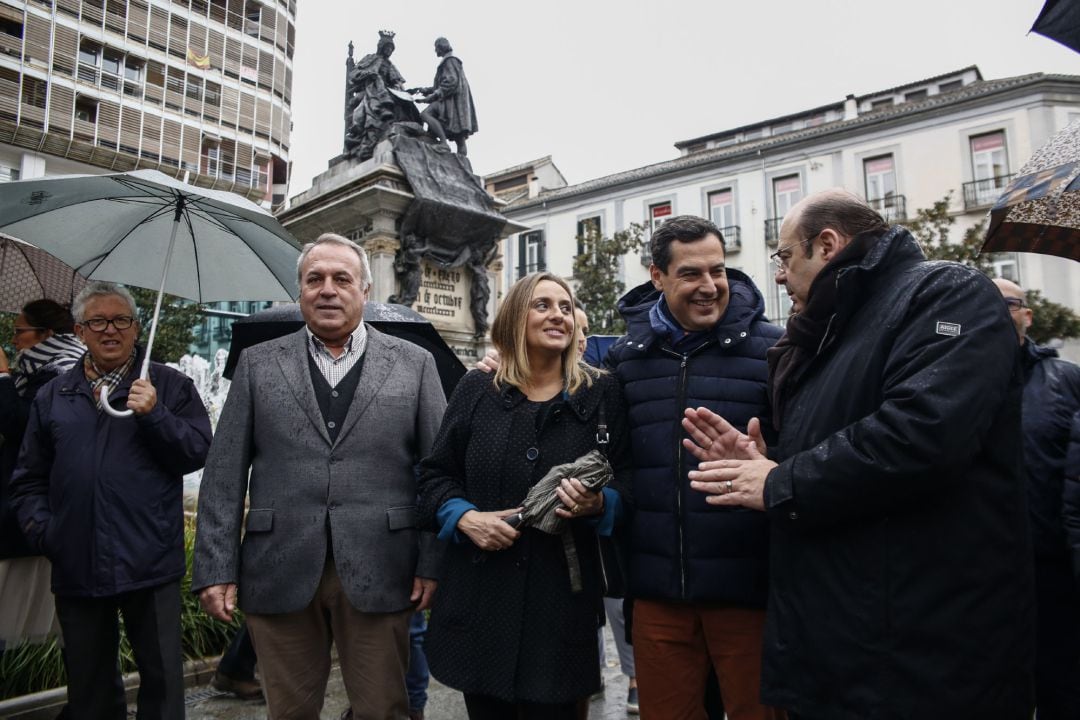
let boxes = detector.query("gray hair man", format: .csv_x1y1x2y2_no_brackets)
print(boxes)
994,277,1080,718
682,189,1036,718
11,281,212,719
193,233,447,719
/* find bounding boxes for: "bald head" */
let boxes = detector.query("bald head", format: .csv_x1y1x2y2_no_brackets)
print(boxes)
782,188,889,257
993,278,1031,344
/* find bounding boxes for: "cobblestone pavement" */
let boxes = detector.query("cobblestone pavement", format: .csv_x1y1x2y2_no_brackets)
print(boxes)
182,624,636,720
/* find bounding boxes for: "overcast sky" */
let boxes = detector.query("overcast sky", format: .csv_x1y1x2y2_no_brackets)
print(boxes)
285,0,1080,198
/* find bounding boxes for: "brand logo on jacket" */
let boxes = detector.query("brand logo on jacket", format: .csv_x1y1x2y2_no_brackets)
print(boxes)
935,321,961,337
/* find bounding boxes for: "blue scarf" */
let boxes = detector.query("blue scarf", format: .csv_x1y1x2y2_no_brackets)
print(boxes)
648,296,712,351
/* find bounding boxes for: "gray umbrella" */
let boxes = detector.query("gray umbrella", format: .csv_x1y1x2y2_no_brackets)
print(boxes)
510,449,613,593
0,169,301,416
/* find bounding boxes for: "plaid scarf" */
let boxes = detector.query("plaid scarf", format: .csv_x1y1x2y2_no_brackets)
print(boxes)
12,333,85,394
84,350,137,410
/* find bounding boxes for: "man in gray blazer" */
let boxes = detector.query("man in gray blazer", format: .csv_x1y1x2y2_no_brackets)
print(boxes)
193,233,447,720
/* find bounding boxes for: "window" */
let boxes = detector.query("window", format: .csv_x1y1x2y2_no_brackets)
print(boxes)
993,257,1019,283
78,41,99,67
576,216,601,257
21,76,47,108
517,230,545,278
493,173,528,193
0,165,20,182
649,202,672,235
101,49,122,77
708,189,734,230
863,155,897,203
186,76,203,101
904,89,927,102
204,81,221,106
939,79,963,93
202,137,220,177
971,131,1008,182
74,96,97,122
124,58,143,82
870,98,894,110
146,61,165,86
772,175,802,218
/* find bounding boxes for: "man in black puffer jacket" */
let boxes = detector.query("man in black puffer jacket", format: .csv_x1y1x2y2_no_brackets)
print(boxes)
683,190,1035,719
994,277,1080,719
605,215,783,720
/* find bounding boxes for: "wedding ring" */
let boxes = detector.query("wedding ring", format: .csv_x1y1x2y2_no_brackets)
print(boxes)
725,480,734,493
572,504,581,514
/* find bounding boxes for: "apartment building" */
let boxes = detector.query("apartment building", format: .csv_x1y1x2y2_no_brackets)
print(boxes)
490,67,1080,356
0,0,296,357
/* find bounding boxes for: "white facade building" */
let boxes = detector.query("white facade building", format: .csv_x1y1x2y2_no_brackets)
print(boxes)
489,67,1080,357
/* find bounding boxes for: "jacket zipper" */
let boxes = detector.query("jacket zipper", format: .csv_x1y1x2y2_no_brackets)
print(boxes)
662,340,715,600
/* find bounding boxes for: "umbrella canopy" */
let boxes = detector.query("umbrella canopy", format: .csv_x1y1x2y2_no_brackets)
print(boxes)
224,302,467,400
981,119,1080,262
1032,0,1080,55
0,234,88,314
0,169,300,303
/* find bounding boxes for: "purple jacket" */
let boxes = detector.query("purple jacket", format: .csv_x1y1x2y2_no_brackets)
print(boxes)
11,349,211,597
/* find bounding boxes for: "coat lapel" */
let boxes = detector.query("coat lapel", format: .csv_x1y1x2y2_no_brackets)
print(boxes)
276,329,332,446
335,325,396,445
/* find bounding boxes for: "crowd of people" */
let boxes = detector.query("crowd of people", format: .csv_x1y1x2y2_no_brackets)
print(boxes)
0,188,1077,720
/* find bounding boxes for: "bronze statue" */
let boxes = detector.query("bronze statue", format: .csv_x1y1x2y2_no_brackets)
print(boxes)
409,37,478,156
344,31,420,161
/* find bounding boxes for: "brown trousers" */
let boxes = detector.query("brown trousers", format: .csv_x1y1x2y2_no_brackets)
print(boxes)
632,599,784,720
246,560,412,720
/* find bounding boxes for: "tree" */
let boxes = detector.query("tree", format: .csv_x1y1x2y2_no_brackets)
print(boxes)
572,223,646,335
906,192,993,275
130,288,202,363
908,193,1080,343
1025,289,1080,345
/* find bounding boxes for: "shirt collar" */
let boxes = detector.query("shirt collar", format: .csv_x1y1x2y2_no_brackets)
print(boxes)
306,322,367,358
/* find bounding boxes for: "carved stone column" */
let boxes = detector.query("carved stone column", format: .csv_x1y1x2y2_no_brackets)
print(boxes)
362,235,400,303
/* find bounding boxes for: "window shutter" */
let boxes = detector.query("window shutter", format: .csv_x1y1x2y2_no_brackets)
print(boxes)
517,234,526,278
538,231,546,271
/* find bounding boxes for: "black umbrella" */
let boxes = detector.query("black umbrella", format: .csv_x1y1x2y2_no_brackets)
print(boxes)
1032,0,1080,54
224,302,467,399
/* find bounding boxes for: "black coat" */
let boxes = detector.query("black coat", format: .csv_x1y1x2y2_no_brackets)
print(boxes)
11,350,212,597
606,273,782,605
417,369,631,703
1019,339,1080,561
761,228,1035,719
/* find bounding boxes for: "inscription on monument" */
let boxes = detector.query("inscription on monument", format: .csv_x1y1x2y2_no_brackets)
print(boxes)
414,261,472,332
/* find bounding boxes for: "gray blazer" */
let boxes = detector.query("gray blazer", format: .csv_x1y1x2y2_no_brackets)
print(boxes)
192,324,447,614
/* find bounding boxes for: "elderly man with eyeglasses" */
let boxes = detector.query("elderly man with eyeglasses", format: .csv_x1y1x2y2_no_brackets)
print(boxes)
682,189,1036,719
10,281,212,720
994,277,1080,719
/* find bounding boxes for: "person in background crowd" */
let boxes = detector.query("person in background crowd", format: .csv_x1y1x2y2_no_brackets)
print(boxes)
994,278,1080,719
684,189,1035,719
193,234,446,720
11,283,212,720
0,299,83,649
418,272,631,720
210,623,261,700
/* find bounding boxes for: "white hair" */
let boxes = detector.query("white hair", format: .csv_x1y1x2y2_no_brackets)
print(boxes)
296,233,372,289
72,281,138,323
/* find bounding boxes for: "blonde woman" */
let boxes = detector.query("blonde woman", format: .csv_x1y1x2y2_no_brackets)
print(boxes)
418,272,631,719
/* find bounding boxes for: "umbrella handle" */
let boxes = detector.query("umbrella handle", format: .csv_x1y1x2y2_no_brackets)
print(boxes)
100,384,134,418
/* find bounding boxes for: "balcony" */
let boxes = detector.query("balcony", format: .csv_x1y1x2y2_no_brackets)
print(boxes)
963,174,1015,211
764,217,783,246
867,195,907,223
718,225,742,253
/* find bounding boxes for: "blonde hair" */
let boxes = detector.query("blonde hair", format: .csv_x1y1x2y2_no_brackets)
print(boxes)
491,272,596,394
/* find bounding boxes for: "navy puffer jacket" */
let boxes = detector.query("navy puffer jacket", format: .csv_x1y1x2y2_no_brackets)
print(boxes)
605,270,782,605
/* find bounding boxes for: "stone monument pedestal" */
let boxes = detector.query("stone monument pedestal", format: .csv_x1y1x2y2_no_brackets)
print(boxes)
278,139,523,365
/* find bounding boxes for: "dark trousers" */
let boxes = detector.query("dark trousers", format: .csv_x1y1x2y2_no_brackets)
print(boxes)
217,623,257,681
463,693,577,720
1034,557,1080,719
55,580,184,720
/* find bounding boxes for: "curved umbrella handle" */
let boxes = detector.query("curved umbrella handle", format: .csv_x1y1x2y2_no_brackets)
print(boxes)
99,384,134,418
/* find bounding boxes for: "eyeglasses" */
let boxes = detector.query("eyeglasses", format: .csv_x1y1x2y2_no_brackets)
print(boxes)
80,315,136,332
13,326,45,335
1003,297,1027,311
770,232,819,271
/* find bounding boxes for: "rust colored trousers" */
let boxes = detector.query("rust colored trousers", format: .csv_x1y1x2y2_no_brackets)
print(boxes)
632,599,785,720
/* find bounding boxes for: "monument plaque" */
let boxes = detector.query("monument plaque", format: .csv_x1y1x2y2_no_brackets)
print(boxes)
414,261,472,334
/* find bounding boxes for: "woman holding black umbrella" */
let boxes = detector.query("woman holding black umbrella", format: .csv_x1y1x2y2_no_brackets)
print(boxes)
417,272,632,719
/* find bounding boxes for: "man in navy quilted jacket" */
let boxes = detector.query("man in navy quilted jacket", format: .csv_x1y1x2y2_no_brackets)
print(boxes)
603,215,783,720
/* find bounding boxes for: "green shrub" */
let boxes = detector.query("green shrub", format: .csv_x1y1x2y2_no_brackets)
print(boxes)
0,519,241,699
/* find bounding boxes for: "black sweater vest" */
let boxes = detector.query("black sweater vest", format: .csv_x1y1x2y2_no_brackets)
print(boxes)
307,351,365,444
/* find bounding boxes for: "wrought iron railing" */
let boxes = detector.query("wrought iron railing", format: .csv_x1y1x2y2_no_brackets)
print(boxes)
764,217,783,246
867,195,907,223
718,225,742,252
963,174,1015,210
